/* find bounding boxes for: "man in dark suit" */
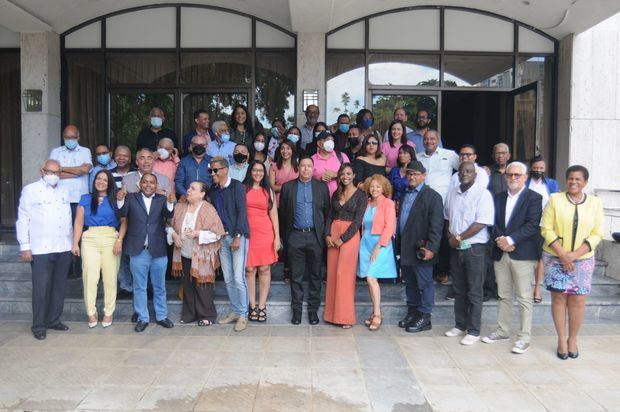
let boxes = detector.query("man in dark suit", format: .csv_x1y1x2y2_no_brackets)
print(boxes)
117,173,176,332
280,156,330,325
396,161,444,333
482,161,542,354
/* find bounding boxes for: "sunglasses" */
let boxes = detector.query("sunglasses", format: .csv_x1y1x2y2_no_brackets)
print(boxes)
208,167,227,174
366,141,379,146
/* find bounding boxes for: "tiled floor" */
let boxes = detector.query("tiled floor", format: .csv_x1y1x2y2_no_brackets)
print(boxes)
0,320,619,411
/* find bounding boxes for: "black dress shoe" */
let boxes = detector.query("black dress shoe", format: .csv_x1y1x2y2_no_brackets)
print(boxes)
557,351,569,360
156,318,174,328
308,311,319,325
398,308,419,328
131,313,138,323
48,322,69,331
134,321,148,333
405,315,432,333
291,310,302,325
33,330,46,340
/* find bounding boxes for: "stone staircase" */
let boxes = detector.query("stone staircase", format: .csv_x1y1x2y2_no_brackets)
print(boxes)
1,238,619,325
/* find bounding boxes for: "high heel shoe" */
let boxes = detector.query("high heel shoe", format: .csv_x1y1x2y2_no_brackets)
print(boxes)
556,351,568,360
568,350,579,359
88,313,98,328
102,315,113,328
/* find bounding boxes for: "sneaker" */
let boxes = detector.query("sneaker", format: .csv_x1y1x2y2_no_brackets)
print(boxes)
460,334,480,346
482,331,510,344
234,317,248,332
445,327,466,337
219,312,240,325
511,340,530,354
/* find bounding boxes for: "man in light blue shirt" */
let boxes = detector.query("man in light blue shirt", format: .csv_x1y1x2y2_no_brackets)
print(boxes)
89,144,117,191
208,120,236,165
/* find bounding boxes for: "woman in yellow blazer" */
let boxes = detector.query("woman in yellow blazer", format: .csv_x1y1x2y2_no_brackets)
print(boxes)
541,165,603,360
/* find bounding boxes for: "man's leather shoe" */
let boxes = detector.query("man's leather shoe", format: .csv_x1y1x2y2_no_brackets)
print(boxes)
291,310,302,325
131,313,138,323
48,322,69,331
33,330,46,340
398,308,419,328
406,315,432,333
156,318,174,328
134,321,148,332
308,311,319,325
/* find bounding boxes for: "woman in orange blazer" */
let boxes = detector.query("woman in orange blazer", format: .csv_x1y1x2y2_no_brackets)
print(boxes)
358,174,398,330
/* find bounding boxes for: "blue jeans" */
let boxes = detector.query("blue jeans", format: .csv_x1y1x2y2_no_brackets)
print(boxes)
118,254,132,292
219,235,249,316
402,264,435,314
129,249,168,322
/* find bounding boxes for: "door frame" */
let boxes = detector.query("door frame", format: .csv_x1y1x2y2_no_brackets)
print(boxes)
508,81,539,160
369,88,442,134
179,87,252,134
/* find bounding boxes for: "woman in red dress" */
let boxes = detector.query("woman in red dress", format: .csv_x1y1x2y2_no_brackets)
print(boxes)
244,161,280,322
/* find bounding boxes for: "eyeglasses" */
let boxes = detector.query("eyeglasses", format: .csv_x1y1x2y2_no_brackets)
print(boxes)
366,141,379,146
459,153,475,158
63,136,78,140
505,173,523,179
43,169,61,176
208,167,227,174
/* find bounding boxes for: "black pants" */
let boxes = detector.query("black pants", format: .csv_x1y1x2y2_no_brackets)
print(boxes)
483,241,498,298
70,202,82,276
180,257,217,323
450,244,486,336
287,230,323,312
434,221,451,276
31,252,71,333
402,264,435,314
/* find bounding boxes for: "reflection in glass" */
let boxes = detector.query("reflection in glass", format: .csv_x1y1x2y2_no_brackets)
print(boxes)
107,53,176,84
109,93,175,154
369,54,440,86
513,89,537,160
182,93,248,135
255,52,295,128
443,55,513,87
372,94,438,137
326,53,365,124
181,52,252,85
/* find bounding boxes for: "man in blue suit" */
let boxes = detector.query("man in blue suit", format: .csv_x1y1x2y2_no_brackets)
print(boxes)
117,173,176,332
482,162,543,354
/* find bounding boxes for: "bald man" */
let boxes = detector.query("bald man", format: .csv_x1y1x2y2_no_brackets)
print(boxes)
136,107,178,152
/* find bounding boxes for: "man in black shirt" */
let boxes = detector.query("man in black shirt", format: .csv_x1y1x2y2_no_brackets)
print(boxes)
136,107,178,152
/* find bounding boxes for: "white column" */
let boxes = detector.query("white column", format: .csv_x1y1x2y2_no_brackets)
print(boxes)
20,31,61,185
296,32,326,124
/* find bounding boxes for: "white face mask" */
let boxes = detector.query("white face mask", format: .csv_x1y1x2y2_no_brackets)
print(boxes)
323,140,335,153
43,174,60,187
157,148,170,160
254,142,265,152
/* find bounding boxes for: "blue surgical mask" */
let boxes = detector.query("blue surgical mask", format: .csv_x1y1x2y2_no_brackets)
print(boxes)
97,153,111,166
221,133,231,142
271,128,280,138
338,123,350,133
287,134,299,144
64,139,78,150
361,118,374,129
150,116,163,128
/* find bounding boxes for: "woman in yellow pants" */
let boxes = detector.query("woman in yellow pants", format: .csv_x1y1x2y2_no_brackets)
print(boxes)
72,170,126,328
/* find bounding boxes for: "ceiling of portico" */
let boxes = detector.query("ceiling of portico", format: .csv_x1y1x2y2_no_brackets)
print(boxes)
1,0,619,39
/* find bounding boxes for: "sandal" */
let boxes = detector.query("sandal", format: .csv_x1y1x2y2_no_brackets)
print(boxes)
533,296,543,304
342,324,353,329
248,306,259,322
364,314,374,327
257,307,267,323
197,319,213,326
368,314,383,331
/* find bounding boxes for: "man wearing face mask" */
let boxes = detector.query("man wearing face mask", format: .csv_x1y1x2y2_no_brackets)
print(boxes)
89,144,117,192
153,137,180,195
311,131,349,197
175,134,212,200
300,105,320,151
343,124,364,161
16,159,73,340
182,109,213,155
229,143,251,182
50,125,93,278
332,114,350,153
208,120,236,165
136,107,178,152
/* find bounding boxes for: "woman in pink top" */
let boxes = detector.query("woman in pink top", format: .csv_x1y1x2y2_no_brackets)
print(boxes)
153,137,180,195
380,120,414,171
311,131,349,198
269,139,299,206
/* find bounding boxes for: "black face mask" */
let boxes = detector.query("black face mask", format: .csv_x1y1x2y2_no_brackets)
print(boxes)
349,138,360,147
192,145,206,156
233,153,248,164
530,171,544,180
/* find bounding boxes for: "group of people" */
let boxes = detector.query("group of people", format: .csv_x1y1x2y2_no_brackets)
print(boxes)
16,104,604,361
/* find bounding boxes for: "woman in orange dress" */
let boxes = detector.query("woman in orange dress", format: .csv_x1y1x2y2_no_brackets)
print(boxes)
324,163,368,328
244,161,280,322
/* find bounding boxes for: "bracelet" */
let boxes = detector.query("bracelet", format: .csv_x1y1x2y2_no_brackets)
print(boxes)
116,238,123,242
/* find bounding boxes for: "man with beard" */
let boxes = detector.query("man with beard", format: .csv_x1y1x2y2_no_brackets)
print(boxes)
408,110,443,151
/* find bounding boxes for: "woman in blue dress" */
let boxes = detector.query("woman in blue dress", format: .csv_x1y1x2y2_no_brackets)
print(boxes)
358,174,397,330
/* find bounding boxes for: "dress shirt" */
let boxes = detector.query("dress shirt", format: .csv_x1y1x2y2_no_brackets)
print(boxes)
229,162,249,182
89,160,117,192
49,144,93,203
449,163,490,190
504,186,526,245
16,179,73,254
294,180,314,229
444,184,494,245
300,123,314,150
399,183,424,234
407,130,443,152
206,140,235,165
528,178,550,209
417,148,460,202
153,158,179,195
116,193,174,247
311,151,349,197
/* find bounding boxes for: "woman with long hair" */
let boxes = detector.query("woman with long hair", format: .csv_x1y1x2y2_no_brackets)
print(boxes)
169,181,225,326
269,139,299,206
358,174,397,331
229,104,254,146
71,170,126,328
251,131,272,174
243,161,280,322
389,145,417,203
381,120,415,171
324,163,367,328
267,118,286,159
352,135,387,187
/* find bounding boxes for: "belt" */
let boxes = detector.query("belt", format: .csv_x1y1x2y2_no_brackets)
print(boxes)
293,227,314,233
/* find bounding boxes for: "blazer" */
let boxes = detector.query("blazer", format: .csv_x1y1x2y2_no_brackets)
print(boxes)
365,195,396,248
119,192,173,258
122,171,171,194
396,185,444,266
490,188,543,261
279,179,330,247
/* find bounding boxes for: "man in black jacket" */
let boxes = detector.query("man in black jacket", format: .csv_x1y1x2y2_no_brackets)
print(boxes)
482,161,542,354
396,161,444,333
117,173,176,332
280,156,330,325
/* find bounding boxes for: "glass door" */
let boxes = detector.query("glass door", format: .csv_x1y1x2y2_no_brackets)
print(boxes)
181,91,249,135
510,82,538,160
371,91,440,137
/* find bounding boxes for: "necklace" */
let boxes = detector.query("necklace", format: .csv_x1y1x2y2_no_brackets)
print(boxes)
566,192,586,204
